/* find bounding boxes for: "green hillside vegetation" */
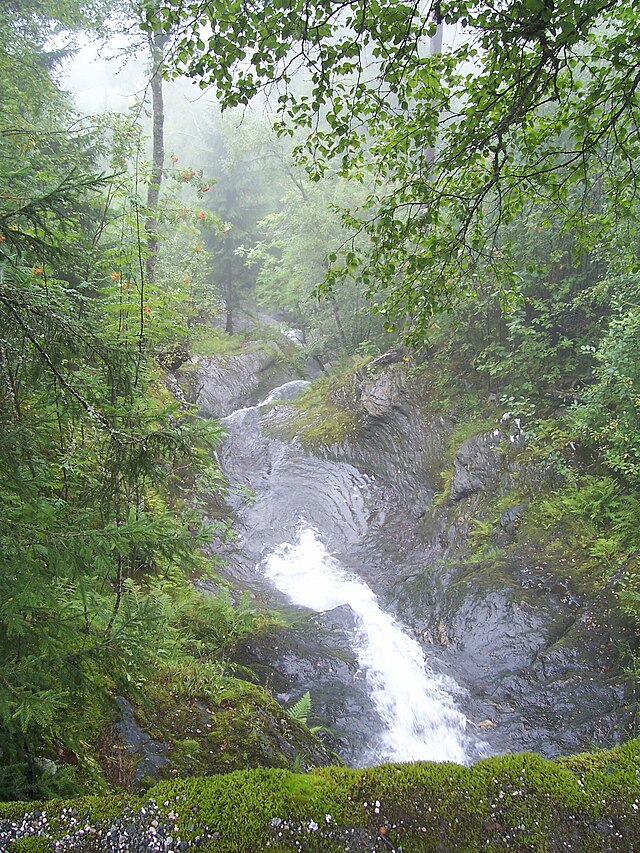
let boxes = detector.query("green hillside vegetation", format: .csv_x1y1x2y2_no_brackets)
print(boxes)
3,1,640,849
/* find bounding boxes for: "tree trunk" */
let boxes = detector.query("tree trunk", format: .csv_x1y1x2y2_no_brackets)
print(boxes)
330,294,348,350
146,32,167,285
225,267,234,334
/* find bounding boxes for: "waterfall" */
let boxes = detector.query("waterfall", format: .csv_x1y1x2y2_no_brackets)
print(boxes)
262,526,472,765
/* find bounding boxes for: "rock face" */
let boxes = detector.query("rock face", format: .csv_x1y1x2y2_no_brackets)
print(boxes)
234,614,381,765
336,369,633,758
358,363,409,419
112,675,338,790
450,430,506,500
114,697,169,784
201,355,635,764
183,345,301,418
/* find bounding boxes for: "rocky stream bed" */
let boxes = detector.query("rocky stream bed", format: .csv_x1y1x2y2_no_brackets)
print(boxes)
189,346,636,764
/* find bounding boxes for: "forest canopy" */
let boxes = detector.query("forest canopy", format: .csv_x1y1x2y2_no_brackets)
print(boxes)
150,0,640,341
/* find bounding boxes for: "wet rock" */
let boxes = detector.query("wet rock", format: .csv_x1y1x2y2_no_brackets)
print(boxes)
235,619,380,764
323,604,358,633
114,697,169,783
424,620,450,646
200,356,635,764
499,503,526,533
260,379,310,405
281,327,305,345
450,431,506,501
448,588,553,683
34,756,59,777
186,345,301,418
359,364,409,420
396,553,636,758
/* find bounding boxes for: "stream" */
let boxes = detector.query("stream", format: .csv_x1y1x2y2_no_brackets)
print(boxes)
263,527,472,764
220,381,486,766
202,356,634,765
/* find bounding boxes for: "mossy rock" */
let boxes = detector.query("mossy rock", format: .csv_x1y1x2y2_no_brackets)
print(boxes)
265,360,368,449
130,676,336,785
3,741,640,850
7,840,54,852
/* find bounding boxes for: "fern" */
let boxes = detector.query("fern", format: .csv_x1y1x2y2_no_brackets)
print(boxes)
287,691,312,725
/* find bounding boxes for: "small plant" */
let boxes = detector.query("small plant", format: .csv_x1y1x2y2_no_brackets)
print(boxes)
286,691,326,735
468,517,495,548
499,393,537,421
287,692,312,726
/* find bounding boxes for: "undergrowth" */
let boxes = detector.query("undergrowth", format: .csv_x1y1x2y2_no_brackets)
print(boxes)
189,325,247,356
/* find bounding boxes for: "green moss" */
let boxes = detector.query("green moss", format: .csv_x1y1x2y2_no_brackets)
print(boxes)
266,359,368,449
0,791,138,826
558,738,640,780
448,557,519,597
189,326,247,356
3,743,640,850
8,839,53,852
433,465,455,506
130,675,333,783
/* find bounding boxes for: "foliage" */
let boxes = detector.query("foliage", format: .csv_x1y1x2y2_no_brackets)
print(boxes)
189,107,290,334
429,201,608,400
149,0,640,345
188,326,247,356
573,286,640,483
0,9,233,801
175,586,275,662
246,175,391,361
538,474,640,568
286,692,312,726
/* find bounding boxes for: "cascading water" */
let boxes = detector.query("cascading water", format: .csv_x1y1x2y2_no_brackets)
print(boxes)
220,380,483,766
210,368,634,764
262,526,472,765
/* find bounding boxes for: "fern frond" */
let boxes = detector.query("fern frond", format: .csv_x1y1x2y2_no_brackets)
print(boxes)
287,691,312,725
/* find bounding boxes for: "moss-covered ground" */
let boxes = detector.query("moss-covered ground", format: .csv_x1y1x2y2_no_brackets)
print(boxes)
2,740,640,851
265,357,370,449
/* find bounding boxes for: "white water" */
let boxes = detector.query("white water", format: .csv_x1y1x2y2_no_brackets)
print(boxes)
259,380,310,406
262,527,472,765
